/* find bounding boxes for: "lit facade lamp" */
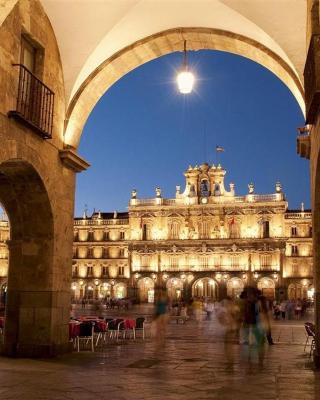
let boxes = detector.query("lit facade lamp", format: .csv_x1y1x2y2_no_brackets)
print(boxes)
177,40,195,94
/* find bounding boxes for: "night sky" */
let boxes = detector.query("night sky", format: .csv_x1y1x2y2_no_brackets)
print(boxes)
75,50,307,217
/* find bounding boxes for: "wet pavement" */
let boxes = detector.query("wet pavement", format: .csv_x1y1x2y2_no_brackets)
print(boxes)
0,308,318,400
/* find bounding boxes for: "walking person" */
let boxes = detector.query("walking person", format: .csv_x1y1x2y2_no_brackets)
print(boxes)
241,287,266,367
152,290,168,352
205,299,214,321
279,300,287,320
259,295,274,345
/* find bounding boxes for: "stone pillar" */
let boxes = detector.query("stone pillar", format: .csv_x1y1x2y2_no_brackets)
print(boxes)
304,1,320,367
0,159,78,357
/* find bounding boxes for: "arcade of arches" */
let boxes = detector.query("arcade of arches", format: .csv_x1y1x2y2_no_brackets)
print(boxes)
0,0,320,364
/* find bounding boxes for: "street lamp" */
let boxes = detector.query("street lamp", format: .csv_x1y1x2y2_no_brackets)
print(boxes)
176,40,195,94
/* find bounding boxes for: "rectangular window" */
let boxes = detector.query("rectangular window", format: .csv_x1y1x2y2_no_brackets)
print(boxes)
262,221,270,238
21,35,37,73
142,224,148,240
102,266,108,276
291,226,297,237
72,266,78,277
118,266,125,276
142,255,149,268
119,248,125,257
169,256,177,269
291,245,298,256
260,254,271,270
213,256,221,268
201,222,210,239
87,266,93,277
105,231,109,240
170,222,179,239
231,255,239,269
120,231,125,240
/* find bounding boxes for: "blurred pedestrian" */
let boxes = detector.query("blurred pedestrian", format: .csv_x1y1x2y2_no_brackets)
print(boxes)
217,297,238,366
192,297,203,322
204,299,214,320
259,295,274,345
152,290,168,351
241,287,266,367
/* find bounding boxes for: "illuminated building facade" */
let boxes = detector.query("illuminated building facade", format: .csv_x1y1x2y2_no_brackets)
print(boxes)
71,163,313,302
0,164,313,303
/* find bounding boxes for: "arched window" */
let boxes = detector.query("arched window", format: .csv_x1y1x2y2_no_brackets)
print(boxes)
200,179,210,197
214,183,221,196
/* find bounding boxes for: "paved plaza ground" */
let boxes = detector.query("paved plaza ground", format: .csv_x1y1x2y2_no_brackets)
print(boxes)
0,306,318,400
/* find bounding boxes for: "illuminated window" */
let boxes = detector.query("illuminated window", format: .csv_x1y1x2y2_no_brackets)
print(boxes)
231,255,239,269
260,254,271,270
170,221,180,239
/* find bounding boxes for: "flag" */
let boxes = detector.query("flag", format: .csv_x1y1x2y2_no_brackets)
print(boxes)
216,145,225,152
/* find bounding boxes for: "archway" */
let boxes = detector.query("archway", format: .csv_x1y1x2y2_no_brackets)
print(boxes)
227,277,244,299
0,160,56,356
192,278,218,300
113,282,127,299
288,283,304,300
257,277,275,299
166,277,184,301
138,277,155,303
64,27,304,148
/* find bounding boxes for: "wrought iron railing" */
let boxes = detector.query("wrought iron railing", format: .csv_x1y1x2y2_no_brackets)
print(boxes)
8,64,54,139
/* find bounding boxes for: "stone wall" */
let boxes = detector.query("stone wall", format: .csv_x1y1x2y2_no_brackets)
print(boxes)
0,0,75,356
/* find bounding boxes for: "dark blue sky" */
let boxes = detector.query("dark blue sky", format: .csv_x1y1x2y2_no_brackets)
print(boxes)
75,50,307,216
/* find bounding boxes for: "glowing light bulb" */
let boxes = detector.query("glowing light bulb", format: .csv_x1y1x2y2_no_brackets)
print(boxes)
177,70,195,94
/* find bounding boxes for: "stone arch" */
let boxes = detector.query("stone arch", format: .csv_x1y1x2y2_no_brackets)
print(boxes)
0,159,55,356
226,277,244,299
113,282,127,299
138,277,155,303
192,277,218,300
257,277,275,299
64,27,305,148
288,283,304,300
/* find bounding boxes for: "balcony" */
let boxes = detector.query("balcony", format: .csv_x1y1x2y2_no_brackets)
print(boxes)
296,126,311,160
8,64,54,139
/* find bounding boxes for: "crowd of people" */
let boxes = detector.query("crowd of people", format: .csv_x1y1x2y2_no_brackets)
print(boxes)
273,298,310,320
151,287,312,366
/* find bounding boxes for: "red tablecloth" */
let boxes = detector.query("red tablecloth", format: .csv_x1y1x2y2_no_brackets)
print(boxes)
95,320,107,331
69,322,80,339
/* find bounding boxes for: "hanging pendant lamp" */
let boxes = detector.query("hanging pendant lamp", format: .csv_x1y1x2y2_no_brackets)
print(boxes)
177,40,195,94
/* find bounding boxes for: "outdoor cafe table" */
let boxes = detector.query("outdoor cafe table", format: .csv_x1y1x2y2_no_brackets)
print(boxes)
69,321,80,340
